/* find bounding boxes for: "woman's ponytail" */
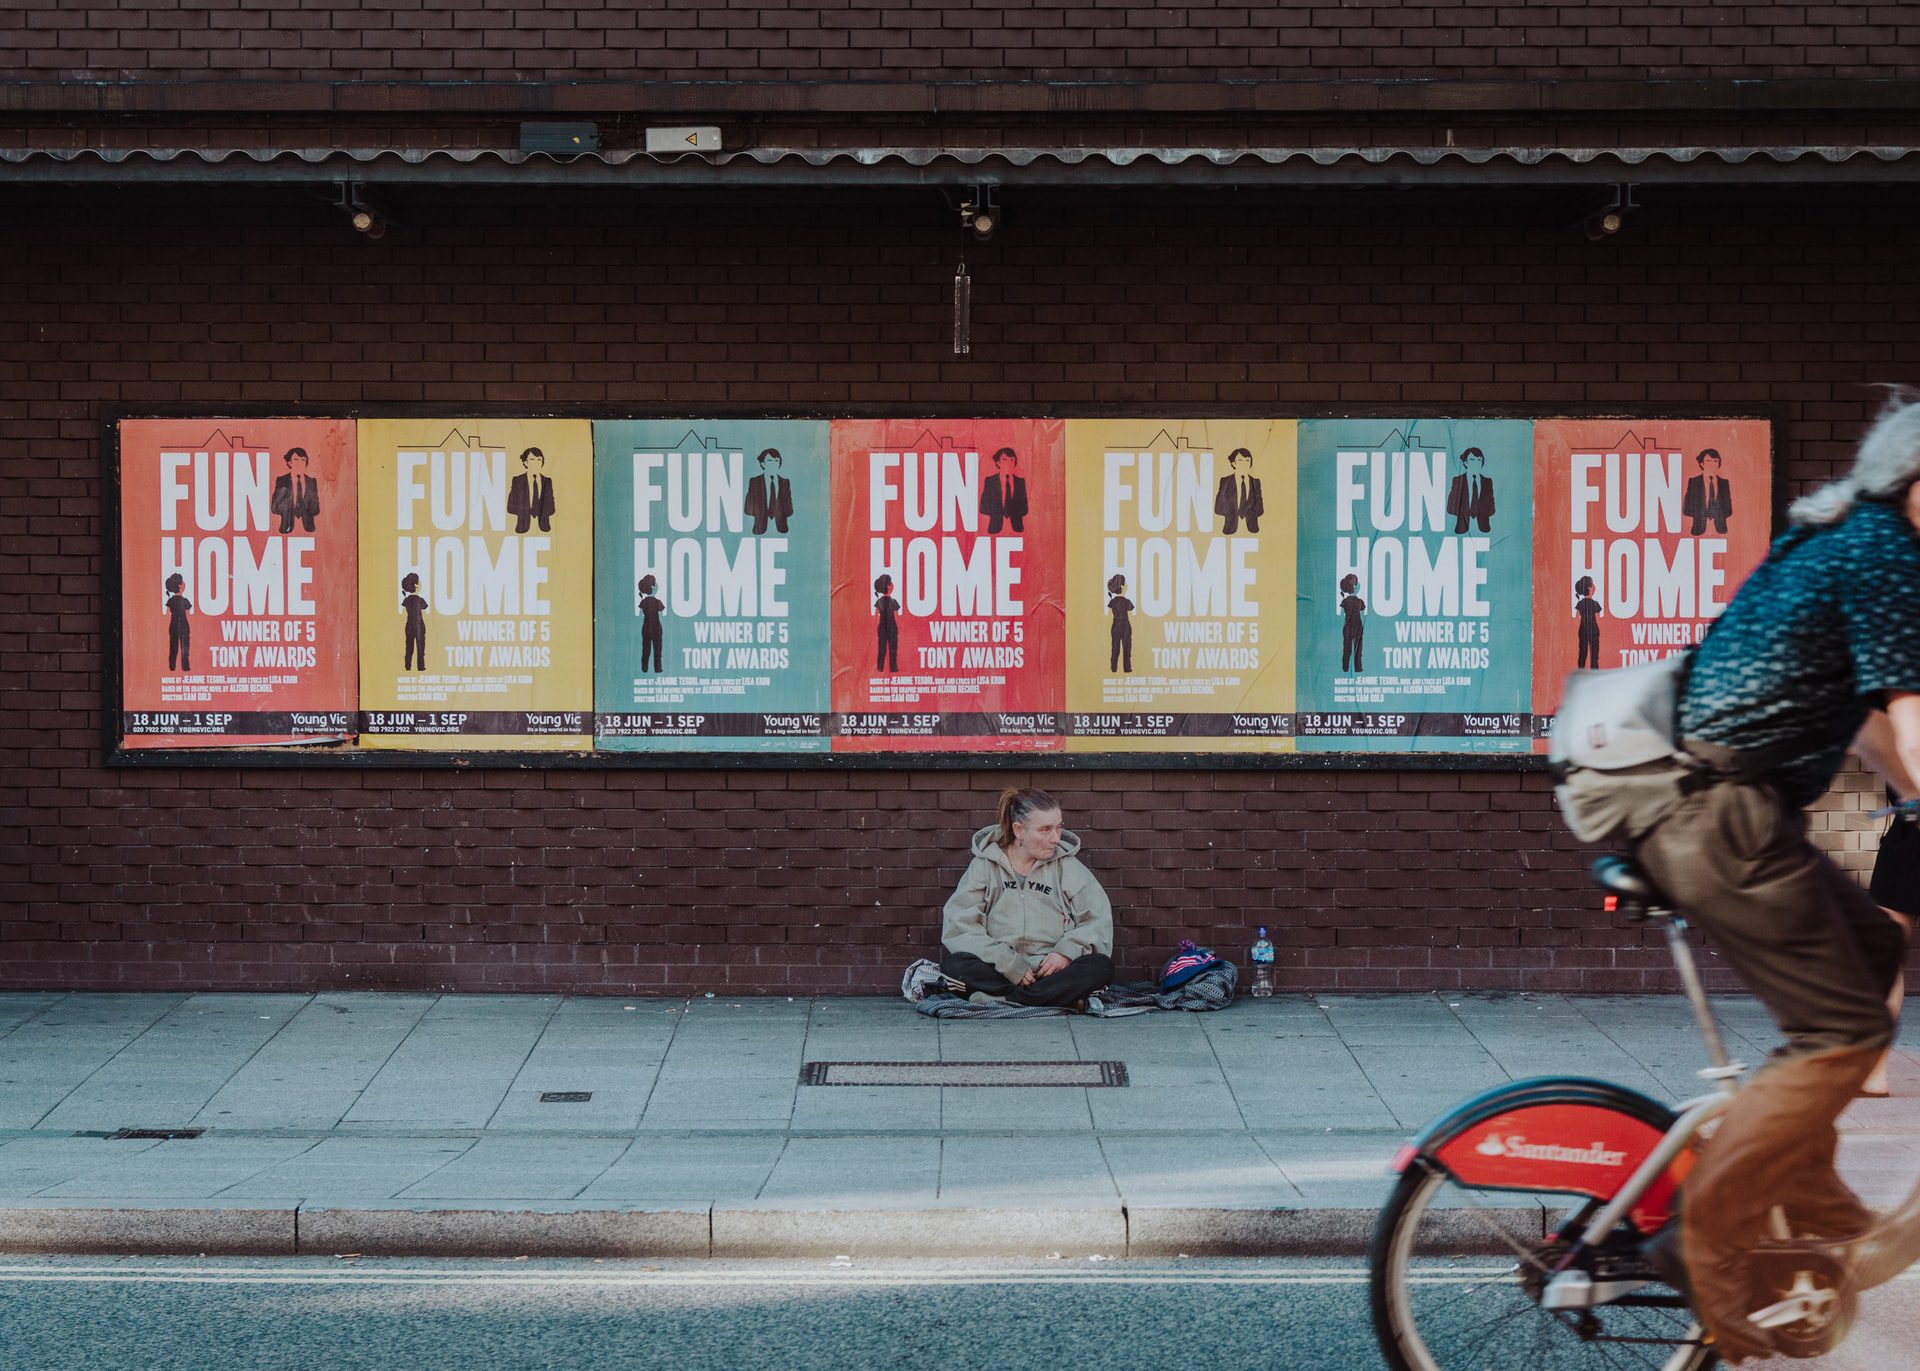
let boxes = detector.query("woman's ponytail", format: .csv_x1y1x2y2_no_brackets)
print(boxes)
994,785,1059,848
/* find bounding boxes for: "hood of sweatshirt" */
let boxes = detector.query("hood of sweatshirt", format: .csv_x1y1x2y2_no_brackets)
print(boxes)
968,825,1083,869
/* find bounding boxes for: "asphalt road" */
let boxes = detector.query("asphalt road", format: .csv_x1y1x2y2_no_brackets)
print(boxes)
2,1255,1917,1370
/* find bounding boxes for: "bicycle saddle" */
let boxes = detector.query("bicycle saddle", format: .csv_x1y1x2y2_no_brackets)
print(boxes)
1590,855,1671,907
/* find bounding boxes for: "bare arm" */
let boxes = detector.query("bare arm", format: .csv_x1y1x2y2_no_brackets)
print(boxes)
1851,691,1920,799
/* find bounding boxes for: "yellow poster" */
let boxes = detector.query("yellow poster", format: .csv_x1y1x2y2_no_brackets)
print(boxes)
1064,419,1296,752
357,419,594,750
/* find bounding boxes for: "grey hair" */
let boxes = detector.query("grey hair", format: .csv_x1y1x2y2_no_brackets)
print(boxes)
1788,391,1920,526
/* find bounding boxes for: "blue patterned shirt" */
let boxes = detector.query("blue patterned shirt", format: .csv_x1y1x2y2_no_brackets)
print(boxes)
1680,499,1920,807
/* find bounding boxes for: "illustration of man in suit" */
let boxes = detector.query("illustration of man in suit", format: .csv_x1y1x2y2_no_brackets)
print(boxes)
1446,447,1496,534
743,447,794,535
979,447,1028,534
1214,447,1263,535
507,446,557,534
270,447,320,533
1683,447,1733,535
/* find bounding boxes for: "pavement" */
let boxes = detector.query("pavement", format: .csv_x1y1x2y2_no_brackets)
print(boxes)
2,989,1919,1259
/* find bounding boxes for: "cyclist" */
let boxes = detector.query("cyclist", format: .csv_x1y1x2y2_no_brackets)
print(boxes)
1629,395,1920,1362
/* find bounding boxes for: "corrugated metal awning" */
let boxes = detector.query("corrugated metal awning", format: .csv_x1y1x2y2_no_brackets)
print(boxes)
3,143,1919,188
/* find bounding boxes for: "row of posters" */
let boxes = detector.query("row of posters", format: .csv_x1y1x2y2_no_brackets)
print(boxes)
118,415,1772,755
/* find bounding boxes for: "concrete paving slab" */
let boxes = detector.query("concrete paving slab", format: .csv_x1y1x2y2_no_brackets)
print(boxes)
0,1133,163,1196
218,1137,474,1201
1087,1083,1245,1132
580,1134,785,1202
192,993,436,1132
0,993,68,1038
37,994,312,1134
936,1087,1093,1132
939,1134,1117,1204
1099,1133,1297,1207
32,1137,320,1199
937,1019,1082,1061
757,1136,940,1207
345,996,561,1129
484,997,680,1133
398,1136,632,1200
789,1085,942,1132
0,993,192,1130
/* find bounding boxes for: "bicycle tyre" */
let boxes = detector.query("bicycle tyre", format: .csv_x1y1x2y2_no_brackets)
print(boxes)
1370,1155,1717,1371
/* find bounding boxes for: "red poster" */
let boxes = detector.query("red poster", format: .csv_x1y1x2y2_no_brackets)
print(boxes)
1531,419,1771,745
829,419,1066,751
119,419,359,748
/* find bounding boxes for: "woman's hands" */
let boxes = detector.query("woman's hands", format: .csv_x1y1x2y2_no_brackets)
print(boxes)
1034,952,1073,980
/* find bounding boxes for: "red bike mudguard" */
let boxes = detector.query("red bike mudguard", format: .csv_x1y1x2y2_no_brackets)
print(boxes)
1397,1077,1696,1234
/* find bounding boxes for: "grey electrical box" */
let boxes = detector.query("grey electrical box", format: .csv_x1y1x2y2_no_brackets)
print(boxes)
518,123,601,154
645,126,722,154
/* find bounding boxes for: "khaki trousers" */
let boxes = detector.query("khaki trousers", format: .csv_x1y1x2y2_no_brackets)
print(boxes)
1635,780,1906,1361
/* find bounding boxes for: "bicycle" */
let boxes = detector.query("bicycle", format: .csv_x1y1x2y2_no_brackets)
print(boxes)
1368,853,1920,1370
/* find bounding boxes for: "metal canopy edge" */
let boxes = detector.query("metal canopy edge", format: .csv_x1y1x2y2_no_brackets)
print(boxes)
3,144,1918,188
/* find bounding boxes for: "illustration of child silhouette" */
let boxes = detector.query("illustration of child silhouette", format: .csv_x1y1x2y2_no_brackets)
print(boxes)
270,446,320,533
1574,574,1604,669
507,446,557,534
1106,572,1135,674
873,573,901,674
401,572,429,672
1339,572,1366,673
164,572,193,671
638,574,667,674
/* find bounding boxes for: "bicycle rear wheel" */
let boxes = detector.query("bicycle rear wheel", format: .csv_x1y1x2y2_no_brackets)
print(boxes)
1370,1156,1716,1371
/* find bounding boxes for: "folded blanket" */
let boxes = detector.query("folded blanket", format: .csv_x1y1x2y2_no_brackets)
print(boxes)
902,958,1238,1019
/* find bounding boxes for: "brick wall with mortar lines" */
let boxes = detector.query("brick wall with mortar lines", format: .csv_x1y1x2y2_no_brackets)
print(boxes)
2,190,1917,995
5,2,1920,83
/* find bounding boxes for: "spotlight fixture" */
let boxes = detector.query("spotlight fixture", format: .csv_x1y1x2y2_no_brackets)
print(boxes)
959,185,999,241
331,181,395,240
1582,184,1638,241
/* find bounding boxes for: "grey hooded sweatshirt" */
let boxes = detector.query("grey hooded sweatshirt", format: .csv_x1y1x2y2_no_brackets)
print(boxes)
940,826,1115,980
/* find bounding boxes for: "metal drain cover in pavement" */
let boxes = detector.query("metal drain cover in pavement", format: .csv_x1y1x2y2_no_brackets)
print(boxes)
539,1091,593,1103
801,1060,1127,1087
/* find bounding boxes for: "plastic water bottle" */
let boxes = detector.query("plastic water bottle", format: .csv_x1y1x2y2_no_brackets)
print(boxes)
1250,926,1275,998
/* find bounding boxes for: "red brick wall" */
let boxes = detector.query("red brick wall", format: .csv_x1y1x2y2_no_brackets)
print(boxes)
6,3,1920,83
2,188,1915,995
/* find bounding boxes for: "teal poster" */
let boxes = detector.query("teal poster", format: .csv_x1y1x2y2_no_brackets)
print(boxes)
1295,419,1534,752
593,420,831,752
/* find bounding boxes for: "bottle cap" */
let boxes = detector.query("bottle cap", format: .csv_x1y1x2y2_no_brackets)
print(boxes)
1257,926,1268,937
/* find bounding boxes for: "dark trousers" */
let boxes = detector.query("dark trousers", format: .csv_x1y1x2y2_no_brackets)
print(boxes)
876,624,898,672
1577,624,1600,669
1634,779,1905,1358
1110,624,1131,673
405,624,426,670
169,622,190,671
940,950,1113,1007
1342,623,1363,672
641,625,663,673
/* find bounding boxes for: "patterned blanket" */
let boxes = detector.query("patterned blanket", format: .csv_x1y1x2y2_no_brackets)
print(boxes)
901,958,1239,1019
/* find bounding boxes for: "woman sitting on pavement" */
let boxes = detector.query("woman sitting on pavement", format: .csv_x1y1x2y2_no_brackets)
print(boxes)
938,786,1115,1009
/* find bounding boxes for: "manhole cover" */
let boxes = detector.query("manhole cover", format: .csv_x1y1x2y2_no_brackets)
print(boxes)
801,1061,1127,1087
539,1091,593,1103
107,1127,203,1140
